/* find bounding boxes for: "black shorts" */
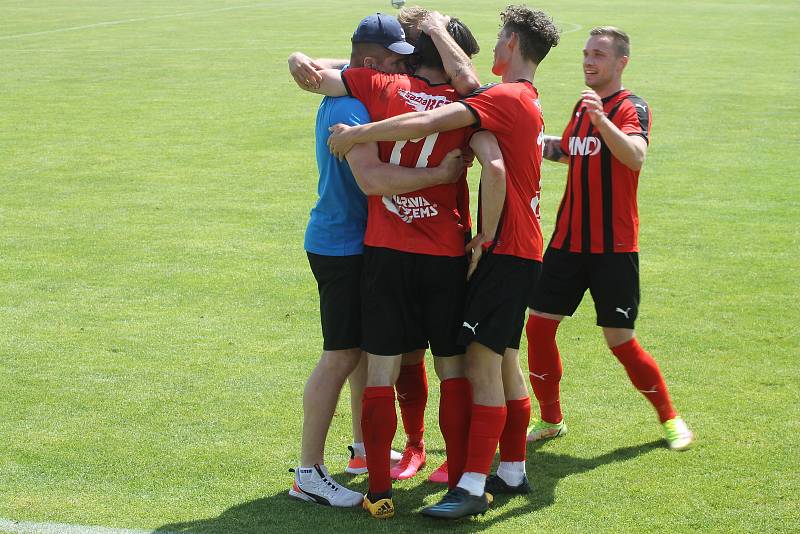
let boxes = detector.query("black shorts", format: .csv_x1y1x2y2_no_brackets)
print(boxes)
458,252,541,356
361,246,467,357
307,252,362,351
531,247,640,328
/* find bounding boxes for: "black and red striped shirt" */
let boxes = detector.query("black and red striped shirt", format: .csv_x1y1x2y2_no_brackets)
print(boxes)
550,89,651,253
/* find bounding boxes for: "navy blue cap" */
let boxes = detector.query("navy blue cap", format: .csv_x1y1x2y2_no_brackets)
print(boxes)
352,13,415,55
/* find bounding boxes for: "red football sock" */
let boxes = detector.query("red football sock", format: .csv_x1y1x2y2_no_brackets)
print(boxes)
361,386,396,495
395,361,427,446
439,377,472,489
611,338,677,423
499,397,531,462
463,404,507,475
526,315,564,423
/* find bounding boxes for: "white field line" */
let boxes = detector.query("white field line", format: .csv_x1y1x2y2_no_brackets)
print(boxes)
559,21,584,35
0,3,269,41
0,518,178,534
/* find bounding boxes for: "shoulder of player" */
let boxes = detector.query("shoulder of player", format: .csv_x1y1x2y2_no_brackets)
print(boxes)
326,95,369,124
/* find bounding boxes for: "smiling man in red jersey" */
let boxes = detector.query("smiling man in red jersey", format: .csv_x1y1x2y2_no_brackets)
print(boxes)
526,27,694,452
327,5,560,519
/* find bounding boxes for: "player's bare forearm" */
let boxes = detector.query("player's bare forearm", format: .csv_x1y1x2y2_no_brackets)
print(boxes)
346,143,465,196
328,102,475,158
470,131,506,241
299,69,347,96
423,16,480,96
582,89,647,170
543,135,568,164
593,117,648,170
313,58,348,70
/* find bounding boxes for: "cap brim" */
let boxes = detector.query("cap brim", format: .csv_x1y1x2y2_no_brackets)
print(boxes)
386,41,415,55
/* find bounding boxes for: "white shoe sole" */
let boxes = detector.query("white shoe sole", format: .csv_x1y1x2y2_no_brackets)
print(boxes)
345,466,368,475
527,425,567,442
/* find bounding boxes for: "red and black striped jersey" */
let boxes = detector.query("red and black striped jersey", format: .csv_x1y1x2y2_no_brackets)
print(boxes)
461,80,545,261
549,89,651,254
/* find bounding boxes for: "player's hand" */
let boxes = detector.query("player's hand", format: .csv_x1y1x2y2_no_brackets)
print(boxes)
437,148,467,184
328,123,356,160
465,233,487,280
462,146,475,168
420,11,450,35
581,89,606,127
288,52,323,90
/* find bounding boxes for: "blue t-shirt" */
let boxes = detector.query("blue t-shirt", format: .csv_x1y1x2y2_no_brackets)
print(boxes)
303,94,370,256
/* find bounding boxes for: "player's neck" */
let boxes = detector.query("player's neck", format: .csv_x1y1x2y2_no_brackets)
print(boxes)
501,57,535,84
593,80,624,99
414,66,448,85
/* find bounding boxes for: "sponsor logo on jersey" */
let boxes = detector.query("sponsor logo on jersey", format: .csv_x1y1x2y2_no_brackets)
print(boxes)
568,136,602,156
397,89,452,112
382,194,439,223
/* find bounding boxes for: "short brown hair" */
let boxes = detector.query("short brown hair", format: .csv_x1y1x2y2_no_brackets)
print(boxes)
350,42,396,68
589,26,630,57
500,5,560,64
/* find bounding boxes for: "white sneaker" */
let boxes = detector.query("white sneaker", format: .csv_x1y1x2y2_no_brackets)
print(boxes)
345,446,403,474
288,465,363,507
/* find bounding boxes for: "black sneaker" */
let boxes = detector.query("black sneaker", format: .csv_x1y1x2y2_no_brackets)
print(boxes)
420,487,490,519
485,474,531,495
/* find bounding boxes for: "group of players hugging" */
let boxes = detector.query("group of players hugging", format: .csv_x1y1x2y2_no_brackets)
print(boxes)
285,4,693,521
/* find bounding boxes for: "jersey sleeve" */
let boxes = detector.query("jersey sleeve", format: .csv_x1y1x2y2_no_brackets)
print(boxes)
619,96,651,144
461,84,517,135
341,67,392,120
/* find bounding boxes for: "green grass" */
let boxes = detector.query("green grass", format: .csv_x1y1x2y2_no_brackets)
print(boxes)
1,1,798,532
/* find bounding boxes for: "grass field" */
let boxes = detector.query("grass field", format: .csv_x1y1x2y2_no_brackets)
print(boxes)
1,1,798,532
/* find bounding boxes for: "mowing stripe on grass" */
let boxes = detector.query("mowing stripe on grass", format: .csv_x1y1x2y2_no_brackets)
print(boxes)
0,3,270,41
0,519,178,534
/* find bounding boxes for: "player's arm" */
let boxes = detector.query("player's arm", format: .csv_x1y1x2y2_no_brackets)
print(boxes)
328,102,476,159
345,142,465,196
292,68,348,97
287,52,347,90
543,135,568,164
420,12,480,96
465,130,506,279
582,90,648,170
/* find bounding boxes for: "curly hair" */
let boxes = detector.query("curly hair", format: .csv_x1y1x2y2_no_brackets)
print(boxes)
500,5,560,64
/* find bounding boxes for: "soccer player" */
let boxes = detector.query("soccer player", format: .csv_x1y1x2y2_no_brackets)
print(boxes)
327,6,560,519
301,17,485,519
286,13,466,508
525,27,694,450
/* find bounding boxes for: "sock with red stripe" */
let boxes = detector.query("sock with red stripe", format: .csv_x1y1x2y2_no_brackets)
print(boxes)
499,397,531,462
439,377,472,489
526,315,564,423
463,404,507,476
611,338,677,423
395,361,427,446
361,386,396,496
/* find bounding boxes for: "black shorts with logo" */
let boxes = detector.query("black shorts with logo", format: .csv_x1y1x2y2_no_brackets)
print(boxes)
458,252,541,356
307,252,363,351
361,246,468,357
531,247,640,328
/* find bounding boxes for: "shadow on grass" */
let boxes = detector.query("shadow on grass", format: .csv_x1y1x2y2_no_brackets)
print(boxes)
153,440,663,534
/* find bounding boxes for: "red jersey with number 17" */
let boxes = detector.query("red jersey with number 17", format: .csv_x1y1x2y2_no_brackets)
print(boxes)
461,81,545,261
341,68,471,257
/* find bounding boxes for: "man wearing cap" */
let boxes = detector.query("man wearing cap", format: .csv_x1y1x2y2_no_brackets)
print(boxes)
286,13,466,509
